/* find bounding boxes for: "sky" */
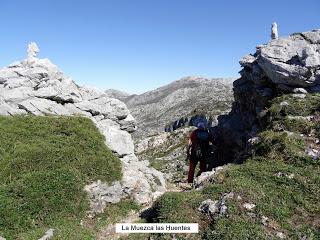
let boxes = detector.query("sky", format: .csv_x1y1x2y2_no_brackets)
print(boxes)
0,1,319,94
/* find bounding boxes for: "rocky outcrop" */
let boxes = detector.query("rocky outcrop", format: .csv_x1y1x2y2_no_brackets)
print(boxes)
0,46,166,211
213,29,320,165
111,76,234,139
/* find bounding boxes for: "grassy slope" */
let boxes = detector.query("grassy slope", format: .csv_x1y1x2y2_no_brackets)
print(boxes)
127,94,320,240
0,115,137,239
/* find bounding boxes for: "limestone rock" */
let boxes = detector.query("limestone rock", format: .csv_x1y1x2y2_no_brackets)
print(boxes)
119,114,137,132
305,148,319,160
276,232,286,239
63,103,92,117
243,203,256,211
18,98,72,116
0,68,19,82
194,166,225,189
84,181,124,212
38,229,54,240
99,126,135,156
274,172,295,179
213,29,320,165
34,81,82,103
121,154,166,203
0,45,166,212
74,97,129,119
302,30,320,44
84,153,166,207
261,215,269,226
198,192,234,219
79,86,106,101
0,100,27,115
122,167,152,203
257,30,320,87
0,87,34,102
240,54,256,67
198,199,219,216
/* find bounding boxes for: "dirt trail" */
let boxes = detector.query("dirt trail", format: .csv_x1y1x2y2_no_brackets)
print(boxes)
97,207,145,240
97,182,191,240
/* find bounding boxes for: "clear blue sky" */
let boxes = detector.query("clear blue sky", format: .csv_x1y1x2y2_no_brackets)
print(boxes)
0,0,319,93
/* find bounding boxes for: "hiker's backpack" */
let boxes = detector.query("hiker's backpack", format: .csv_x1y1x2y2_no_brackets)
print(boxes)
192,130,210,158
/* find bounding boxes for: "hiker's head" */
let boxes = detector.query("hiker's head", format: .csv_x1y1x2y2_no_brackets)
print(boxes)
197,121,206,130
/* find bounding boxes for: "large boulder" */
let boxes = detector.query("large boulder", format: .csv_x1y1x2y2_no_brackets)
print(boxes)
74,97,129,119
101,126,135,156
241,30,320,89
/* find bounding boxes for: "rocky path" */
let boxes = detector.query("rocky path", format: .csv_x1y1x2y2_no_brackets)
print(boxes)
96,166,221,240
97,207,145,240
96,181,192,239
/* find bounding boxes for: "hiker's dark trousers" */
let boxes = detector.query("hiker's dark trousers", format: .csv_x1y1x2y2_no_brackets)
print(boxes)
188,158,206,183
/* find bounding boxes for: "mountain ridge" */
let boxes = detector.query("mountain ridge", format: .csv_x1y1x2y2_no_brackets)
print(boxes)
106,76,235,138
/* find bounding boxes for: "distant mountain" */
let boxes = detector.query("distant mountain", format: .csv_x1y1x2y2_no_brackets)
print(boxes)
110,76,235,138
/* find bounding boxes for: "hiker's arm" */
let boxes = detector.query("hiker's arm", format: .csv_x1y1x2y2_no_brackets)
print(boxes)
186,131,196,157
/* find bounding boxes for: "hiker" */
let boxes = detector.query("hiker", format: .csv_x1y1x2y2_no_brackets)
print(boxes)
186,121,214,183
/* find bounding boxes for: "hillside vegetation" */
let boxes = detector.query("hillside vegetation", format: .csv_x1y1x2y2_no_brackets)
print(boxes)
0,116,138,239
125,93,320,240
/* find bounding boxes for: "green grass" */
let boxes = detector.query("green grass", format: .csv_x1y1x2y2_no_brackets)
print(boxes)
150,132,320,239
147,94,320,239
153,191,204,224
269,93,320,117
268,93,320,135
0,115,124,239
